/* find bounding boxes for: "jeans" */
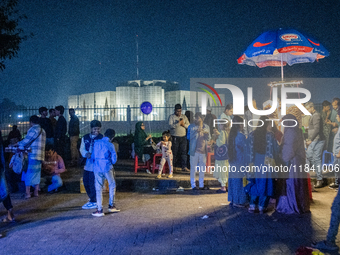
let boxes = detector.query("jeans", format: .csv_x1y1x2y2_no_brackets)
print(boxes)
94,169,116,211
306,140,325,181
327,188,340,243
83,170,96,203
172,136,187,169
190,153,206,188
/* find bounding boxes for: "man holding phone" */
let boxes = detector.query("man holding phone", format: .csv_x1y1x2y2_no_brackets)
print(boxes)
168,104,190,172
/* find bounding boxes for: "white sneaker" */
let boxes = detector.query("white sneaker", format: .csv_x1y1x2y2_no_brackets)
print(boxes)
82,202,97,209
146,169,151,174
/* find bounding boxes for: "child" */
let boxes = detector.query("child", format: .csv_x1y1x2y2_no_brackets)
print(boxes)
41,144,66,193
91,129,119,217
156,131,173,179
79,120,103,209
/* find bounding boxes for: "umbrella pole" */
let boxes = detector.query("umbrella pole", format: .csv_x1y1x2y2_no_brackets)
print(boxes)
280,54,284,81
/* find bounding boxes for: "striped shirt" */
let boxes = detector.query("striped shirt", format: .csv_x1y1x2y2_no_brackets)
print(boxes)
18,124,46,160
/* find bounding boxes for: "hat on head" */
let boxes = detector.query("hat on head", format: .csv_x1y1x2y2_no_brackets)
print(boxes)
207,106,212,112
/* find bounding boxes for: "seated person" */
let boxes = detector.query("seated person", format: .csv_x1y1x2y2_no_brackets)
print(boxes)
41,144,66,192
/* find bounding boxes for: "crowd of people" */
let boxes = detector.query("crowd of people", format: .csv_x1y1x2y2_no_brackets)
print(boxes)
1,99,340,250
0,105,119,221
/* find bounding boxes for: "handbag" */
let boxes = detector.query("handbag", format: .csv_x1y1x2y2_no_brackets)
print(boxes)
10,152,25,174
214,144,228,160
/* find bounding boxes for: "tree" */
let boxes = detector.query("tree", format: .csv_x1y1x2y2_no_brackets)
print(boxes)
0,0,30,70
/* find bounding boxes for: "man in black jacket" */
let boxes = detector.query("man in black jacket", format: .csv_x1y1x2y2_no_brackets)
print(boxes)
68,108,80,166
55,105,67,161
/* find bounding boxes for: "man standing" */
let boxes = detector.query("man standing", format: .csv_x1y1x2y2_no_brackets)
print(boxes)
39,107,54,146
49,108,57,131
54,105,67,161
68,108,80,166
327,98,340,152
79,120,103,209
305,102,325,188
327,98,340,189
169,104,189,172
18,115,46,198
203,106,217,136
321,100,332,151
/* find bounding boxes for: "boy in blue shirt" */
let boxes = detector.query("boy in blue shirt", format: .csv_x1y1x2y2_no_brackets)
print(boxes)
91,129,119,217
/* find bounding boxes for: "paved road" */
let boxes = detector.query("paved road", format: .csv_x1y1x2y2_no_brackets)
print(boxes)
0,186,339,255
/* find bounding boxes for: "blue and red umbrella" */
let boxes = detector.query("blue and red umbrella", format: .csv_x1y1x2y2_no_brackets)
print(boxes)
237,28,329,79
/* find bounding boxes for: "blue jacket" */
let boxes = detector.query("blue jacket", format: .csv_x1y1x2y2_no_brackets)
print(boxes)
92,137,117,173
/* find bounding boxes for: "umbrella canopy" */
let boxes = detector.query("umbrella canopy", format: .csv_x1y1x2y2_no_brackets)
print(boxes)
237,29,329,69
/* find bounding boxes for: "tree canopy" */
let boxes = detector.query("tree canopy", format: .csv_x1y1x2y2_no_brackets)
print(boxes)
0,0,30,71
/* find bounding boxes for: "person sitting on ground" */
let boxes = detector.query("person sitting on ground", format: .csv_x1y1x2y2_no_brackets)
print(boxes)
41,144,66,193
91,129,119,217
7,125,21,145
156,130,173,179
134,122,154,174
79,120,103,209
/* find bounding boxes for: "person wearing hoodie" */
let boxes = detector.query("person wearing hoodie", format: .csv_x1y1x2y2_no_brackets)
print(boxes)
91,129,119,217
41,144,66,193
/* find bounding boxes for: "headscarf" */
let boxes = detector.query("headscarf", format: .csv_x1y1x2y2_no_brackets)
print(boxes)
286,105,303,128
134,122,147,144
282,114,300,133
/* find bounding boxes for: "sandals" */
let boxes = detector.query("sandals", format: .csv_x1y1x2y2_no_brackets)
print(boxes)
2,217,15,223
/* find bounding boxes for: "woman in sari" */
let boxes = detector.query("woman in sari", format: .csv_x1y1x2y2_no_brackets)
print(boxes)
227,116,248,207
276,114,310,214
247,116,279,214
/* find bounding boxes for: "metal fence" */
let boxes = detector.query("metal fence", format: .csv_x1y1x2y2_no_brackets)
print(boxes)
0,103,321,138
0,105,222,138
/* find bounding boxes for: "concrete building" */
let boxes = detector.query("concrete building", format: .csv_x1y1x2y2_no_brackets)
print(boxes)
68,80,225,121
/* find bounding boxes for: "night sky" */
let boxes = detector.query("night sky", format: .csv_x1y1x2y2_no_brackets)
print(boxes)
1,0,340,106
